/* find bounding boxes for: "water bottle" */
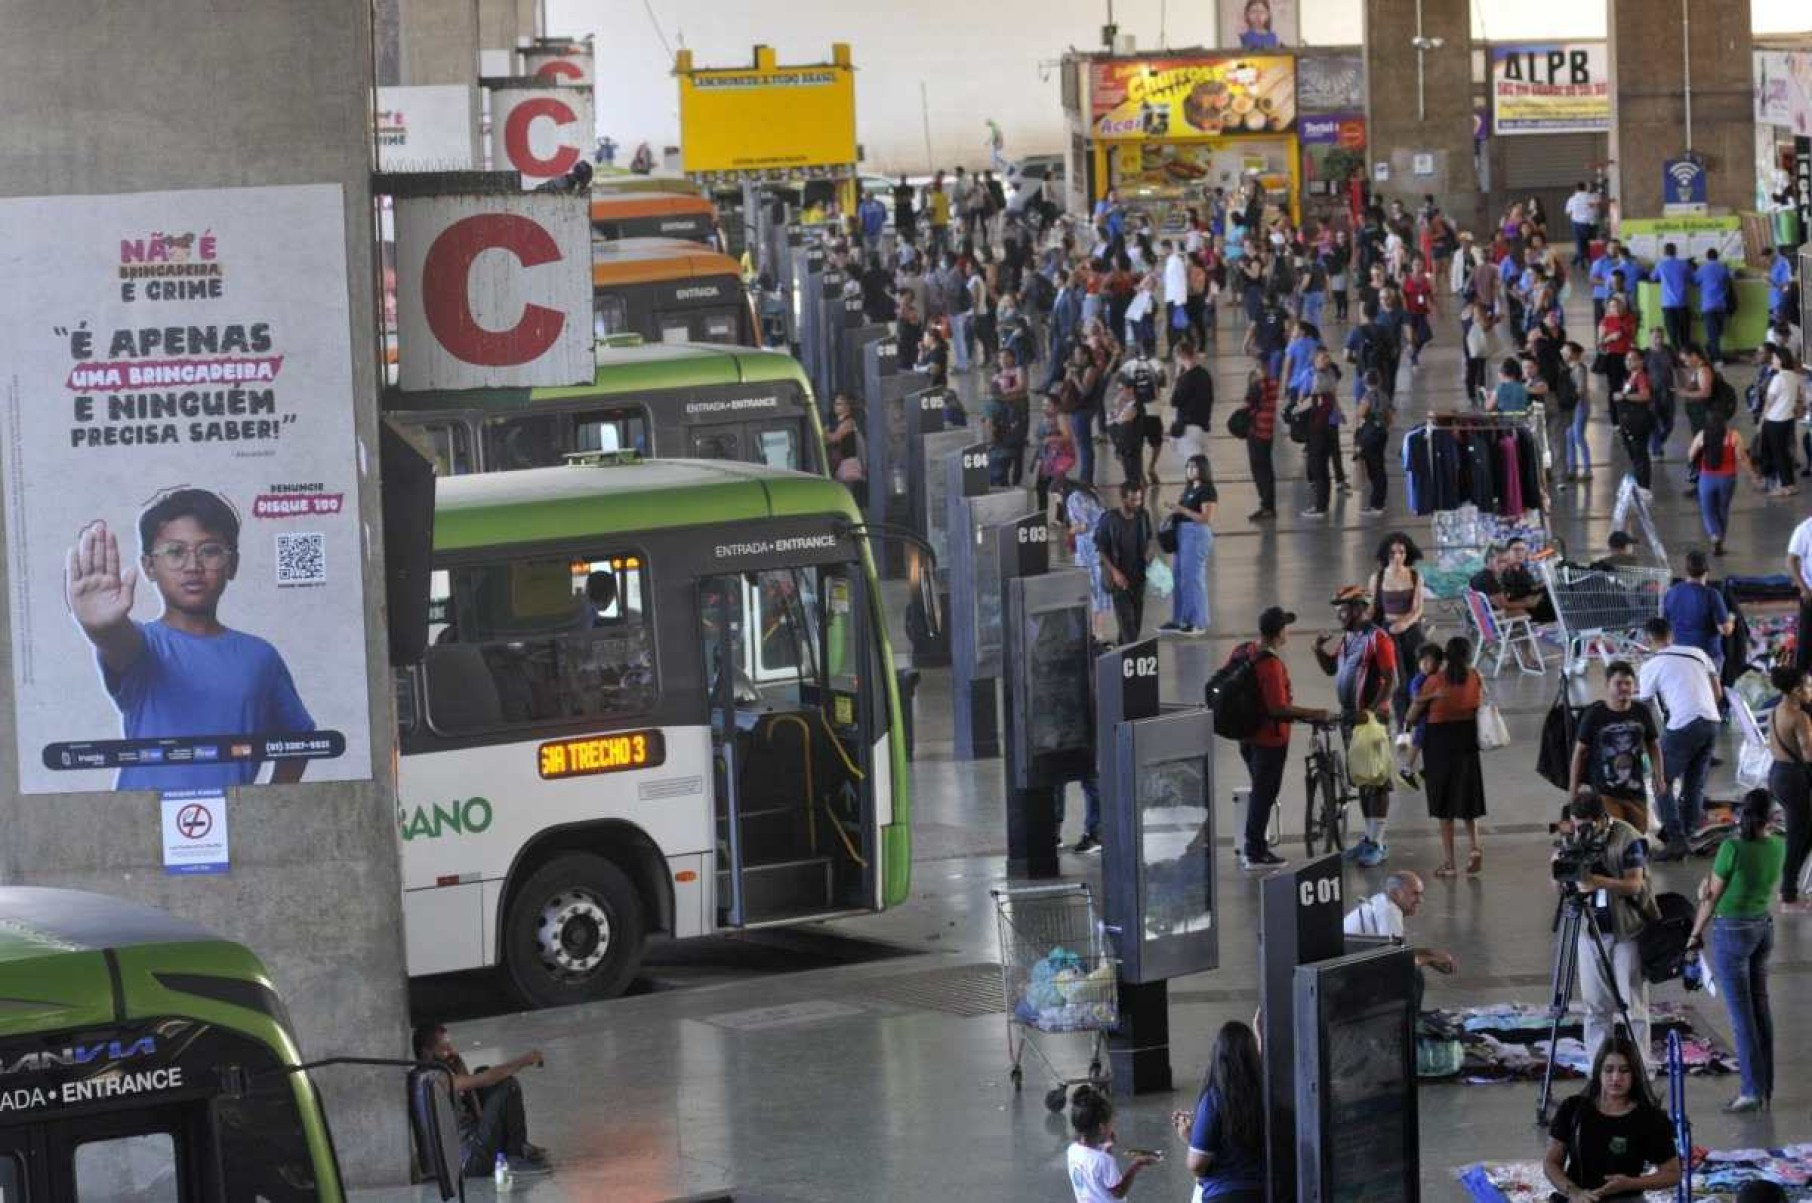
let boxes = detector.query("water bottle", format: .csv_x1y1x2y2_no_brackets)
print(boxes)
494,1150,513,1192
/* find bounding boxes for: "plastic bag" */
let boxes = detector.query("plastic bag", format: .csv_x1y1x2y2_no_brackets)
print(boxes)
1738,738,1774,790
1146,557,1175,599
1476,701,1511,751
1347,714,1394,787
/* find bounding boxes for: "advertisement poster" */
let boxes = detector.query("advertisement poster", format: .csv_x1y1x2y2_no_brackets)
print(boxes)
1755,50,1812,136
1218,0,1297,51
1296,53,1364,113
677,57,857,180
1491,43,1610,135
375,85,478,173
161,789,229,875
1090,56,1296,140
0,183,373,795
393,191,594,391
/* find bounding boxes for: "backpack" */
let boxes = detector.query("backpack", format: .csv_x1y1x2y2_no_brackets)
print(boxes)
991,397,1026,448
1709,372,1739,420
1205,643,1270,741
1637,892,1696,985
950,275,973,314
1554,366,1580,412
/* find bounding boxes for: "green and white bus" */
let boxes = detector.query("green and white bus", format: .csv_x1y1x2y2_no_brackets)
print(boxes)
0,888,458,1201
385,339,828,478
394,457,913,1007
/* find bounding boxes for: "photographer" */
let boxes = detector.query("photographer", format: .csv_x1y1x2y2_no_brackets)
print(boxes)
1554,792,1659,1071
1542,1035,1681,1203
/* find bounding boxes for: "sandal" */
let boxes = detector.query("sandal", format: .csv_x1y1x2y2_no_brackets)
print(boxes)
1433,863,1457,879
1467,848,1483,875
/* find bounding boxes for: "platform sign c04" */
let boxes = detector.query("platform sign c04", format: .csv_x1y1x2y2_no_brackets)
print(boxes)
537,730,666,780
677,58,857,177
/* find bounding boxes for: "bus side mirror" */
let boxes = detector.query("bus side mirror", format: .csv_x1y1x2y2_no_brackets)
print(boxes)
382,421,436,668
406,1065,463,1200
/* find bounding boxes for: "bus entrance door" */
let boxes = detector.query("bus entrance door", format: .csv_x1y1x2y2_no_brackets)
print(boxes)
700,565,877,927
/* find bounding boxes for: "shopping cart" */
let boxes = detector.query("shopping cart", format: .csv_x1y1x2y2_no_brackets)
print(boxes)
991,882,1118,1112
1538,560,1668,675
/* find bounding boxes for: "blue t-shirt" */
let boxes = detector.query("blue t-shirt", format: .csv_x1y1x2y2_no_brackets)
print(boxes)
1694,261,1732,312
1188,1087,1264,1196
103,620,314,790
1661,581,1729,663
1493,379,1530,413
1653,258,1693,308
1770,256,1794,311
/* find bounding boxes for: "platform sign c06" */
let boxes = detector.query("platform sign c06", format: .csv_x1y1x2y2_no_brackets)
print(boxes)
677,47,857,178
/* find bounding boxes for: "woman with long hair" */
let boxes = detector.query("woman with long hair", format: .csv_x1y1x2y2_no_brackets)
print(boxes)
1687,788,1784,1112
1162,453,1217,635
1170,1021,1264,1201
1768,665,1812,910
1062,478,1113,643
1687,410,1761,556
1405,636,1486,878
1759,344,1803,497
1543,1035,1680,1202
1370,533,1427,724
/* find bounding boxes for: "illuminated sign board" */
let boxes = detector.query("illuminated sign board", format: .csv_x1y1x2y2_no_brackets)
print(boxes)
537,730,666,780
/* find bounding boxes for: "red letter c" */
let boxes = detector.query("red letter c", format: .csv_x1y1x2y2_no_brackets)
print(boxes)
421,214,565,366
504,96,580,179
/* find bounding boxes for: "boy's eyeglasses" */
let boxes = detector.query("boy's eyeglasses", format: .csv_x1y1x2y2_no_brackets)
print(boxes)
149,542,235,570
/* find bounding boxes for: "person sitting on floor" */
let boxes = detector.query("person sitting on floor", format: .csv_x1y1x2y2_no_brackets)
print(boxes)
413,1021,551,1179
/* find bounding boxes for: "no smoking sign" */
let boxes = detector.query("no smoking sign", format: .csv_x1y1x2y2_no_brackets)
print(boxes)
161,790,230,876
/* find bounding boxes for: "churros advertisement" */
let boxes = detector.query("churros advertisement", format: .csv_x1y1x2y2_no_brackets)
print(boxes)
1090,56,1296,141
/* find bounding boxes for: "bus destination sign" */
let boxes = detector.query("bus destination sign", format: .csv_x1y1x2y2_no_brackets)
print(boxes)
537,730,666,780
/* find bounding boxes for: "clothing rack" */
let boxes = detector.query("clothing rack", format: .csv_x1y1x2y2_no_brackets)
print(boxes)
1402,410,1550,526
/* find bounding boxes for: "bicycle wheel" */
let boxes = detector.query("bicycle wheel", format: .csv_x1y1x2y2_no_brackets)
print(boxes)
1317,760,1345,856
1302,755,1324,856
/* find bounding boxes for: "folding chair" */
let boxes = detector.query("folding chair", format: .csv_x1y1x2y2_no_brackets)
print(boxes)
1463,588,1545,676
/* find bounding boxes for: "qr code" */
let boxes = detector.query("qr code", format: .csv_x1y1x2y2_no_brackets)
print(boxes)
275,532,326,586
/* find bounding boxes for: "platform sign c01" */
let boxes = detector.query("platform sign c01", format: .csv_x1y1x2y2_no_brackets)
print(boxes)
162,790,229,876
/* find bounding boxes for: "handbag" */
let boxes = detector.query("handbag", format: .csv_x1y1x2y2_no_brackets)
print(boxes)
1226,406,1253,440
1157,513,1180,554
1476,686,1511,751
1170,304,1190,331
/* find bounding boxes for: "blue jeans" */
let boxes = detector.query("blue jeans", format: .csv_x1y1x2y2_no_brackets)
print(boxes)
1658,716,1718,840
1572,220,1595,267
1261,349,1283,380
1697,473,1737,541
1055,773,1102,838
1067,409,1096,485
1709,916,1774,1100
1239,742,1288,856
1302,291,1325,329
1703,309,1727,363
1567,397,1592,475
950,312,973,372
1172,522,1211,629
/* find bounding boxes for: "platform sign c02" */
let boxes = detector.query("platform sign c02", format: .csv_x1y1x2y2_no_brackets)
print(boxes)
161,789,229,876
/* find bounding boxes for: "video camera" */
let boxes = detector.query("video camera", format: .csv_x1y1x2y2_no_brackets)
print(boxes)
1548,819,1611,889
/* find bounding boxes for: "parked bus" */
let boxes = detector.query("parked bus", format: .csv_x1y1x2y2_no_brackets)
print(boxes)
385,338,827,477
593,237,755,346
590,191,717,245
395,457,916,1008
0,888,457,1201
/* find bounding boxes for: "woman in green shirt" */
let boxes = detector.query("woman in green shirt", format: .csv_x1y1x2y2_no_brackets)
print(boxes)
1687,789,1784,1112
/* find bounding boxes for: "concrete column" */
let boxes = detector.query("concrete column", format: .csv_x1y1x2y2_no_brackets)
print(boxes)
477,0,517,63
398,0,481,86
1609,0,1755,216
1363,0,1482,231
0,0,407,1189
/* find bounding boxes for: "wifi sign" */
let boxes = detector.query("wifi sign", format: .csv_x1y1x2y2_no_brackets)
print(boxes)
1664,157,1706,208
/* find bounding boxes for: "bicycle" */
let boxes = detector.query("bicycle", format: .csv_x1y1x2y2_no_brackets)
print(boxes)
1302,717,1357,857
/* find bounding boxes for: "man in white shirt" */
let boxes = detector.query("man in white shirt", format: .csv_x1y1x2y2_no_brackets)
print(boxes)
1564,181,1601,269
1162,240,1189,347
1638,616,1723,860
1343,871,1455,1010
1790,515,1812,673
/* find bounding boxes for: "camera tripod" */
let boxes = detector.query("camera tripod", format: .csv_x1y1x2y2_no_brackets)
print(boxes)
1535,885,1640,1127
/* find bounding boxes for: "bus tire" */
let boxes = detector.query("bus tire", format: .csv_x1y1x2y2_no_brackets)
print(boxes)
503,853,645,1008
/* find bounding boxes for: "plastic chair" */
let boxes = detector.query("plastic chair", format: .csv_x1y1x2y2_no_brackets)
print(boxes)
1462,587,1545,676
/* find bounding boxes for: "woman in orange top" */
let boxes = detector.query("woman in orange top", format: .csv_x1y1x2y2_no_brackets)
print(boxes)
1406,635,1488,878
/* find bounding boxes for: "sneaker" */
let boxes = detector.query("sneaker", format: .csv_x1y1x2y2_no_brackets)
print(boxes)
1300,508,1328,518
1356,841,1387,868
520,1144,550,1164
1248,508,1277,521
1398,767,1422,790
507,1156,554,1176
1246,847,1288,867
1159,621,1183,632
1342,838,1374,862
1071,834,1102,854
1722,1095,1764,1115
1358,505,1384,516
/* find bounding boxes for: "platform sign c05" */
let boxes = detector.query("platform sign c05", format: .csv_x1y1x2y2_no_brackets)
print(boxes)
678,58,857,177
537,730,666,780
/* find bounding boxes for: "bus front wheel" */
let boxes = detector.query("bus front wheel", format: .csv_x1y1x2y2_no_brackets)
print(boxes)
503,854,646,1008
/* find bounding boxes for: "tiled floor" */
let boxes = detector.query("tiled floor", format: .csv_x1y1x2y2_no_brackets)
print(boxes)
357,284,1812,1201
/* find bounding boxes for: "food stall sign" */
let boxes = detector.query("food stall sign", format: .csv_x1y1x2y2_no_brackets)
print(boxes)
1089,55,1296,140
677,45,857,177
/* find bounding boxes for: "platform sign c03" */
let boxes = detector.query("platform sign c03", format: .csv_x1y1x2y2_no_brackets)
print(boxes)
677,59,857,177
0,183,373,795
161,789,229,875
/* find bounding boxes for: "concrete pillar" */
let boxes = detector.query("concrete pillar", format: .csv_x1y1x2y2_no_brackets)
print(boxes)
1609,0,1755,216
477,0,517,65
398,0,481,86
0,0,407,1189
1363,0,1482,231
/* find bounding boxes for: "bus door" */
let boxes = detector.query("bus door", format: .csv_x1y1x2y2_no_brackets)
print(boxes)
22,1104,213,1200
698,563,877,927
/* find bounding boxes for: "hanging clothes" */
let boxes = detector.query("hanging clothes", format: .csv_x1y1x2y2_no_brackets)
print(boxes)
1465,430,1497,511
1498,433,1524,516
1403,428,1433,515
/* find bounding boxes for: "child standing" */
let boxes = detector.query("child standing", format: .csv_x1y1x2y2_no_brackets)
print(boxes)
1397,643,1444,789
1066,1084,1157,1202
